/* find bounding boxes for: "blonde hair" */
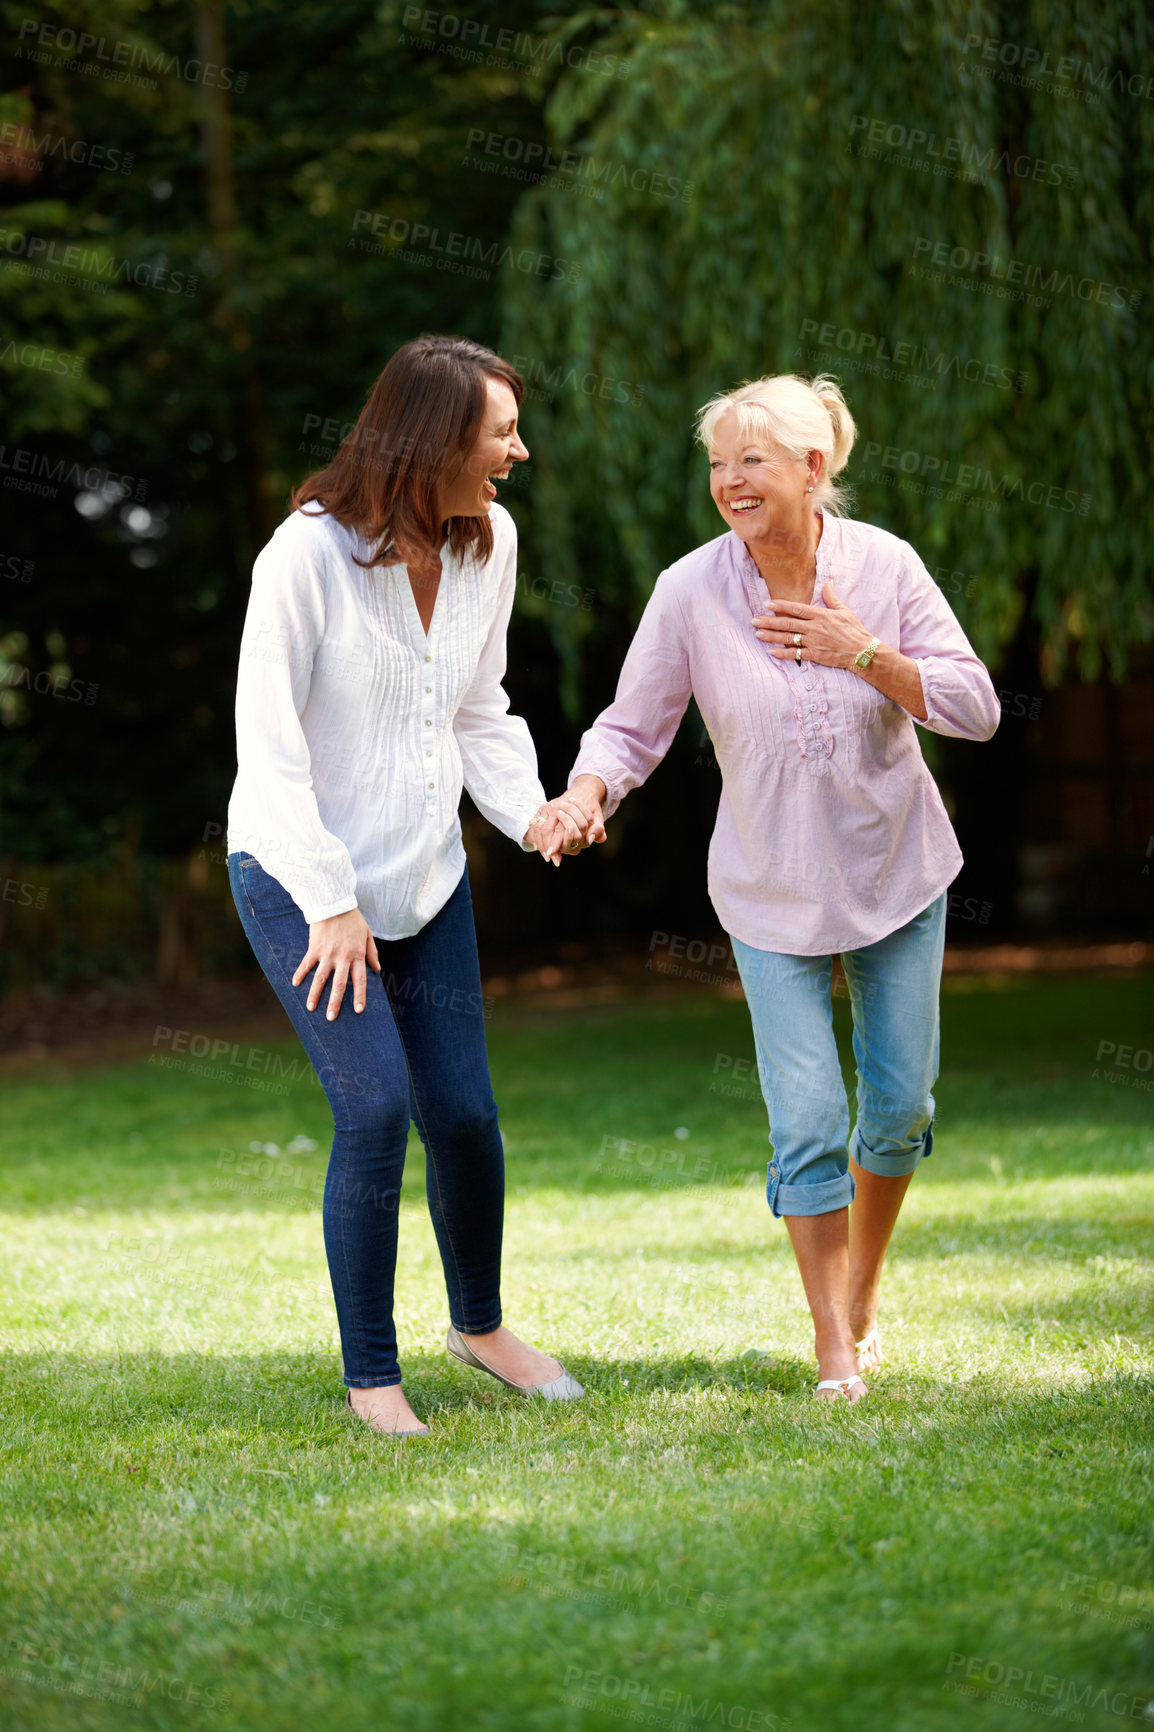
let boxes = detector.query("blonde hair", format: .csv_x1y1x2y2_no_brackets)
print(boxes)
695,373,856,517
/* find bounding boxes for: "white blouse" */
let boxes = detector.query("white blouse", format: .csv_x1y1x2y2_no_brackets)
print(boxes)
226,500,545,939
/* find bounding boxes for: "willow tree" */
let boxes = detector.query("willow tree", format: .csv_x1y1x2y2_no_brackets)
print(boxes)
503,0,1153,703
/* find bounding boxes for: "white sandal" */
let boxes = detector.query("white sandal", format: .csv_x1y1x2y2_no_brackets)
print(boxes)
815,1374,868,1401
855,1325,880,1361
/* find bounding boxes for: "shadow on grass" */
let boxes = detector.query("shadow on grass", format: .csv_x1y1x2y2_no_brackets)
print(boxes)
0,1346,812,1416
4,1350,1150,1437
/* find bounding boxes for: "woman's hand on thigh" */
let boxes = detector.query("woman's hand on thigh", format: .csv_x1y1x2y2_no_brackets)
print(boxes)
293,909,381,1020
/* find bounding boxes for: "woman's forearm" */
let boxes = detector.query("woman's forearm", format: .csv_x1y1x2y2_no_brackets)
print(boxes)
568,772,608,808
854,644,928,722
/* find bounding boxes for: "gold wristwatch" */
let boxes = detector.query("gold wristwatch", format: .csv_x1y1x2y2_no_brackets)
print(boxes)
854,635,881,670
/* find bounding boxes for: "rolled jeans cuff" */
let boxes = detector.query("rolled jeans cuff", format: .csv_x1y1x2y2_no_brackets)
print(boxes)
449,1311,503,1337
767,1163,855,1220
849,1120,934,1179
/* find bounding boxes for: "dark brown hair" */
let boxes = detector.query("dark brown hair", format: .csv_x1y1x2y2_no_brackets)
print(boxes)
292,335,523,568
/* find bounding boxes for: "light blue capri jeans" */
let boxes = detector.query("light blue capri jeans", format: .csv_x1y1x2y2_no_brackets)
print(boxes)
730,892,947,1219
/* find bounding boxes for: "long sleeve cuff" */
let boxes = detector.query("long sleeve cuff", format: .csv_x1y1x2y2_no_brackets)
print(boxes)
569,752,625,821
917,658,1001,740
298,890,359,924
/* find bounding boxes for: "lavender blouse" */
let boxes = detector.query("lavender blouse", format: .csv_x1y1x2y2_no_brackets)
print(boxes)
569,514,1000,955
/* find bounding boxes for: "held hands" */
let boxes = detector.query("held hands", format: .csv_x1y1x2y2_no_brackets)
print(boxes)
523,774,608,864
293,907,381,1020
293,782,607,1023
753,581,875,670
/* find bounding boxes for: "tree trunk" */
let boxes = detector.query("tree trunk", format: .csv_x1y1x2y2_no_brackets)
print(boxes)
194,1,276,554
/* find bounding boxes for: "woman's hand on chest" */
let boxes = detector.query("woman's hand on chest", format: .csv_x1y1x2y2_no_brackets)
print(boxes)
752,580,875,671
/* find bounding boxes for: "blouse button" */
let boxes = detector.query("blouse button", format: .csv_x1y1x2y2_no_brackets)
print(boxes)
424,719,432,726
424,654,432,663
427,782,435,789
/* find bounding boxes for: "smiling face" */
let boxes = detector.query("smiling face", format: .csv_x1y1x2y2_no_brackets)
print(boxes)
436,376,528,521
707,409,820,545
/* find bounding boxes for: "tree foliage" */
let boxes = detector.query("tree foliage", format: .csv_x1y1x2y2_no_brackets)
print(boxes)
503,0,1154,699
0,0,1148,954
0,0,565,860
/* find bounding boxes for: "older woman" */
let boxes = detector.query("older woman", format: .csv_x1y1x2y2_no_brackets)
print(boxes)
227,336,586,1435
546,374,1000,1402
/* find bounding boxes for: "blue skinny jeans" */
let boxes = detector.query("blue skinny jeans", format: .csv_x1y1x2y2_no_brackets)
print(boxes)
229,852,504,1386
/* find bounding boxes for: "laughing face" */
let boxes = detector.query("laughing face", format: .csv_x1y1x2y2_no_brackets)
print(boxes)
707,410,819,549
437,376,529,521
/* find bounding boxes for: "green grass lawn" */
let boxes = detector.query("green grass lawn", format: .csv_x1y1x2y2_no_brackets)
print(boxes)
0,974,1151,1732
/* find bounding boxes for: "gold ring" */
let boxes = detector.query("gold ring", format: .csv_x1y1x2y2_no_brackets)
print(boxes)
795,647,802,665
793,632,802,647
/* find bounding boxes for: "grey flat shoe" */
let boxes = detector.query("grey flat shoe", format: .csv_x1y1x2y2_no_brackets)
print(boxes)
445,1325,585,1401
344,1388,430,1437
